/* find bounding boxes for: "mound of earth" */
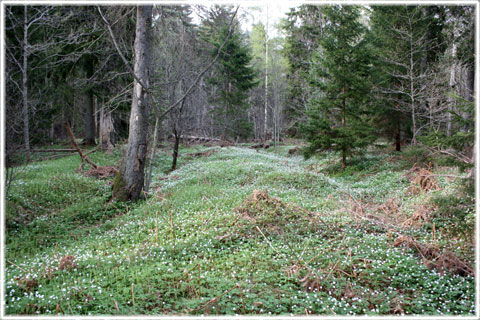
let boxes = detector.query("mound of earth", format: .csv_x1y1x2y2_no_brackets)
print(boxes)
234,189,317,236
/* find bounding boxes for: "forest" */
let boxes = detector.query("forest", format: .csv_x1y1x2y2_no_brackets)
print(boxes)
3,3,476,317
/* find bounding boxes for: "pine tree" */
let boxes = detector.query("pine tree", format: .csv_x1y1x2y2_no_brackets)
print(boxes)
302,5,374,168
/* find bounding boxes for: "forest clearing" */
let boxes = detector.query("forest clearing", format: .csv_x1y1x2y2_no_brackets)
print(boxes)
3,2,476,317
4,142,476,315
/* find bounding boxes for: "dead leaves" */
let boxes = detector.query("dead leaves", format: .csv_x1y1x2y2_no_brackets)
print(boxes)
299,272,322,292
233,189,317,236
401,204,436,228
85,165,118,178
15,277,39,292
405,166,440,195
58,255,77,271
393,235,474,277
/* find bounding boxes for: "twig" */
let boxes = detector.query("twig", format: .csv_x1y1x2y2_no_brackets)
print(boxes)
326,260,340,280
131,283,135,306
7,259,28,274
84,147,99,156
193,284,240,312
113,299,119,312
255,226,280,255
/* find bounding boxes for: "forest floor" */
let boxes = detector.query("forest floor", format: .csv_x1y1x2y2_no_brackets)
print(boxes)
4,142,476,316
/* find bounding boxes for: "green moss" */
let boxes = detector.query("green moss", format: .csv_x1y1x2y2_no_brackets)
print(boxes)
112,171,128,201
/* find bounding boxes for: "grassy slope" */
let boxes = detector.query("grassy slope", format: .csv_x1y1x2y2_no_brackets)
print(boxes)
4,144,475,315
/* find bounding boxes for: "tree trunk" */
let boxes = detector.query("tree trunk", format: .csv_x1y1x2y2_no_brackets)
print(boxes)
395,124,401,152
341,97,346,169
117,5,152,201
171,125,180,171
145,115,159,193
22,5,30,161
83,90,96,145
264,8,269,142
99,105,114,152
447,42,457,137
408,17,417,146
465,66,474,102
341,84,346,169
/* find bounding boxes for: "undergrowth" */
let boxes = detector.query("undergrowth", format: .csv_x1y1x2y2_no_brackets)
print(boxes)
4,144,475,315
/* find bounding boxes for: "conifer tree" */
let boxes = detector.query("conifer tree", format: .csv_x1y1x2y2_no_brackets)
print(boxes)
202,6,257,139
302,5,374,168
281,5,325,134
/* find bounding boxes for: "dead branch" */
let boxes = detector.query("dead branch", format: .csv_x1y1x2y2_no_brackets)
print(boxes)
65,123,98,170
32,148,76,153
157,6,240,120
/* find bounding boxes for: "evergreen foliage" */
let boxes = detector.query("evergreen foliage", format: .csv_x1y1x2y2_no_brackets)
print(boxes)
301,5,375,167
281,5,324,133
202,6,257,139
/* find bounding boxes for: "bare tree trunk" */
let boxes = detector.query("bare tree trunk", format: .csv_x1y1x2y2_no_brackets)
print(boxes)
171,125,180,171
407,15,417,146
145,115,159,193
264,5,269,142
465,66,474,102
94,95,99,139
447,41,457,137
468,139,476,190
22,5,30,161
117,5,152,201
83,90,96,145
99,104,114,152
409,53,417,145
341,92,346,169
395,124,401,152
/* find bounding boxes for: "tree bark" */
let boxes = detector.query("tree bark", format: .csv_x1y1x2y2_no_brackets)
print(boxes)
447,41,457,137
144,115,159,193
395,124,401,152
22,5,30,161
341,85,346,169
264,6,269,142
83,89,96,145
99,105,114,152
119,5,152,201
171,125,180,171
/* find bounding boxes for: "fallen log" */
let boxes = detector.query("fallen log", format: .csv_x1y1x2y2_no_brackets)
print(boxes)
169,134,222,142
32,149,76,153
250,143,270,150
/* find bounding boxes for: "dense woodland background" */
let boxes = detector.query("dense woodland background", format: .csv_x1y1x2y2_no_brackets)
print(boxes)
5,4,474,171
3,3,477,316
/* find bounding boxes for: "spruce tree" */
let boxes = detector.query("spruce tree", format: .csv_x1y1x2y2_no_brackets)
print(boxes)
281,5,325,134
302,5,374,168
201,6,257,139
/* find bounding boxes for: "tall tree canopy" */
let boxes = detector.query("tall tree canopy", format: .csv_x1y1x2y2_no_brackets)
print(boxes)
302,5,374,168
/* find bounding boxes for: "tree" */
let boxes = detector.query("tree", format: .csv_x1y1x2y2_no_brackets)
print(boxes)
114,5,152,201
370,6,442,145
302,5,374,168
281,5,325,135
201,5,257,140
250,22,269,140
250,21,289,145
5,5,56,161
